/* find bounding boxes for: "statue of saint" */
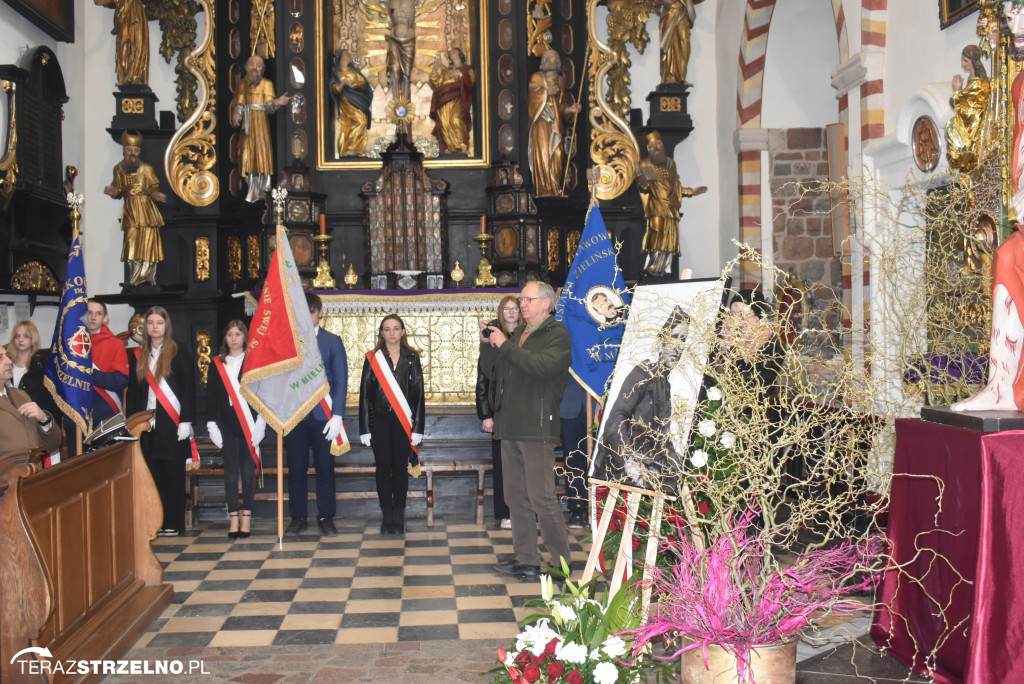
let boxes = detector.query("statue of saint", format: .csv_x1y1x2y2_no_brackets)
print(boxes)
104,131,167,286
953,3,1024,412
330,49,373,157
528,49,581,197
386,0,416,101
230,55,292,203
428,48,474,155
659,0,697,86
635,130,706,276
94,0,149,86
945,44,991,172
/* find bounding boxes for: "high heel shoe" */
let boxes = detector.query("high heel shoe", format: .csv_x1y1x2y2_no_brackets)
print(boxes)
228,511,241,539
239,510,252,539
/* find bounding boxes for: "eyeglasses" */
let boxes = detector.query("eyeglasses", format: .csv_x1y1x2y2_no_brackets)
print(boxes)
517,296,538,305
502,307,519,313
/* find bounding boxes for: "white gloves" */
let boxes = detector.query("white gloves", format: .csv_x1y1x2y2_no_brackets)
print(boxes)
252,416,266,447
360,433,372,447
177,421,194,442
323,415,344,443
411,432,423,446
206,421,223,449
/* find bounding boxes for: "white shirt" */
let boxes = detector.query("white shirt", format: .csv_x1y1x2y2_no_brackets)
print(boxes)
11,364,26,388
146,345,161,426
224,352,244,406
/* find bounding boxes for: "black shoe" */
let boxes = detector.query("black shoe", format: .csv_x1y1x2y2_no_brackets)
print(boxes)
393,507,405,534
380,506,394,534
567,509,589,529
285,518,308,536
318,517,339,537
493,560,540,577
514,565,542,581
157,528,180,537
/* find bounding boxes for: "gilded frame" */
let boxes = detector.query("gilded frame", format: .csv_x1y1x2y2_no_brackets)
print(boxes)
315,0,491,170
939,0,979,29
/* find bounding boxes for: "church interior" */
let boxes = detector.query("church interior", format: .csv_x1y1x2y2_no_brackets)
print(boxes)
2,0,1021,682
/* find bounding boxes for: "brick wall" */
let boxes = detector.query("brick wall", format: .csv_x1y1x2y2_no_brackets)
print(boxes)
769,127,843,349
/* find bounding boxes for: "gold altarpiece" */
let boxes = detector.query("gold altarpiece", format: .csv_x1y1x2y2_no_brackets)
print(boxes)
247,290,506,406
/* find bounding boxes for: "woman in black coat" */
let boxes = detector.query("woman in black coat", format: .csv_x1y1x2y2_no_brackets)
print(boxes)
359,314,425,534
206,320,266,538
475,295,521,529
126,306,194,536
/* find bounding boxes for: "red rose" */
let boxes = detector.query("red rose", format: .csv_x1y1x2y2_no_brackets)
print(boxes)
546,661,565,680
637,517,649,530
523,664,541,682
631,536,641,551
610,518,621,532
566,669,584,684
697,501,710,515
508,667,521,678
516,651,532,665
667,534,678,544
498,647,507,663
596,487,609,501
544,637,559,657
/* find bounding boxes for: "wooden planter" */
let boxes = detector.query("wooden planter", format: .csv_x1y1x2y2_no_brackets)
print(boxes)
681,640,796,684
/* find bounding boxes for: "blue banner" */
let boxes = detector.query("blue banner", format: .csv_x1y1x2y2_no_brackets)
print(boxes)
44,232,93,435
555,203,630,400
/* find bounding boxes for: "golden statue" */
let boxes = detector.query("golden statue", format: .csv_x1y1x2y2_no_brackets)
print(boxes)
659,0,697,86
94,0,149,86
330,49,373,157
945,44,991,172
104,131,167,286
230,55,292,202
428,48,474,154
635,130,706,276
528,49,581,197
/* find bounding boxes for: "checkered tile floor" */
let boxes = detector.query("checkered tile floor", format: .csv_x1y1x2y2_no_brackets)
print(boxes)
139,515,593,650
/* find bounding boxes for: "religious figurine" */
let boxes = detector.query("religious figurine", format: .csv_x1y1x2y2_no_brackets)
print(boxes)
659,0,697,86
945,44,991,172
428,48,474,155
104,131,167,286
230,55,292,203
635,130,707,276
94,0,149,86
952,3,1024,412
330,49,373,157
386,0,416,100
528,49,581,197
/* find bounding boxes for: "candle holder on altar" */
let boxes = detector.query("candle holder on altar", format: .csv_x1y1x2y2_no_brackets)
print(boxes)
312,234,336,289
472,233,496,288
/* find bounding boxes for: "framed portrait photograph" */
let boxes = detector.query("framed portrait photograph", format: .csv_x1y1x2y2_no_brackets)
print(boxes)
589,278,728,497
939,0,979,29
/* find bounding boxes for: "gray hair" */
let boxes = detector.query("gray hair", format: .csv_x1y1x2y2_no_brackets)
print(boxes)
535,282,556,309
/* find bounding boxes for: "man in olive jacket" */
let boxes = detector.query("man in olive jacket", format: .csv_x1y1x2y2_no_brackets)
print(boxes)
481,281,573,579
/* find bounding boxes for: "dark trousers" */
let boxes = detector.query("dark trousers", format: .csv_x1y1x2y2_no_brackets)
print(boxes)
491,438,509,519
141,432,186,531
561,409,589,512
222,431,256,512
372,410,410,511
502,439,572,569
284,413,336,520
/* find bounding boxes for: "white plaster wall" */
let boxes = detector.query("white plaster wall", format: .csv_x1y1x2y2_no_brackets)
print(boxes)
761,0,840,129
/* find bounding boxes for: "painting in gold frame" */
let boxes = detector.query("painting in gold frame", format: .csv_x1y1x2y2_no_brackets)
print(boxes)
939,0,978,29
315,0,491,170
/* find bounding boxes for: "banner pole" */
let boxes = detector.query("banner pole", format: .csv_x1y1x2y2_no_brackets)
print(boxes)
277,432,284,547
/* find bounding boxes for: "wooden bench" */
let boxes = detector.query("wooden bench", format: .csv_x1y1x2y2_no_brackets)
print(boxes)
185,461,493,529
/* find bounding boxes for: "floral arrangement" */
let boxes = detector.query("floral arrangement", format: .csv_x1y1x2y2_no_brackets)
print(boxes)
628,514,884,679
492,563,649,684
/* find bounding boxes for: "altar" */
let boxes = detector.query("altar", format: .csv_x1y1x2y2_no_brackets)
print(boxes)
247,289,516,407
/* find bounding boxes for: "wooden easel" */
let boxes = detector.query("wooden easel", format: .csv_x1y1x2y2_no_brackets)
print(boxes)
583,477,704,620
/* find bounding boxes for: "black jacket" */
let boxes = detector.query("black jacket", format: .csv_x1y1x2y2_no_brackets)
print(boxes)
475,318,500,421
126,344,194,461
358,347,425,435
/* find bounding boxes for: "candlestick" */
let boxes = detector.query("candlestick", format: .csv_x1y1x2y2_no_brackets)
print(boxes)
472,234,496,288
312,234,335,289
319,213,326,235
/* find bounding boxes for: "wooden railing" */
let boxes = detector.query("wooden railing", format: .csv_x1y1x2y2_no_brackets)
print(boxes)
1,411,172,683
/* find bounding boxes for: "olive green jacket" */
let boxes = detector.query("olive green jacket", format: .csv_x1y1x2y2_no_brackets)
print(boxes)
486,314,572,443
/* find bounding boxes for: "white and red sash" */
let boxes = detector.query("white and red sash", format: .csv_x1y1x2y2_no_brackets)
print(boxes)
366,350,417,454
214,355,261,470
93,362,124,415
319,394,350,455
136,349,199,465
